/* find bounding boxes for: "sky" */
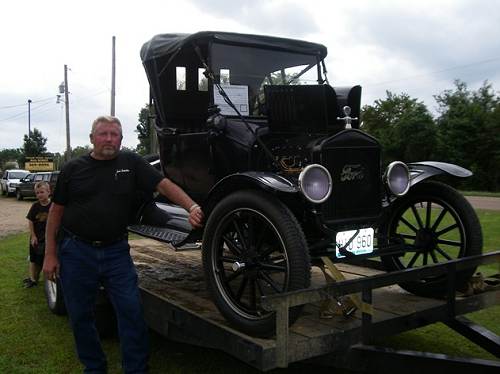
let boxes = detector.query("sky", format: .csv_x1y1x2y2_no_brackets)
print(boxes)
1,0,499,153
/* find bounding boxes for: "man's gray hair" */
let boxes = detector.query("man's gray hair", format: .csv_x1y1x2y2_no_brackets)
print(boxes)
91,115,122,135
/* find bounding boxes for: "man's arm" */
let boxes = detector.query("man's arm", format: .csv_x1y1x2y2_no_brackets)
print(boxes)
43,202,65,281
156,178,204,228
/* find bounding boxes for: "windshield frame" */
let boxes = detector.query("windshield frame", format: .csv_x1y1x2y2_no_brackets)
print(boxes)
209,42,323,117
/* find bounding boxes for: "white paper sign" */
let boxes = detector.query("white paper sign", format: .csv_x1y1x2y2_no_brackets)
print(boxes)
213,85,249,116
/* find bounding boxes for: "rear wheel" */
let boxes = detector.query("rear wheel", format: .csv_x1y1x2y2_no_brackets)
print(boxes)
379,181,482,296
44,276,67,315
203,190,310,336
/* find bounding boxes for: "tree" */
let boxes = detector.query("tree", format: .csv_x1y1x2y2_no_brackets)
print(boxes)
19,128,48,167
70,145,92,158
135,105,153,155
0,148,23,170
434,80,500,190
362,91,437,165
22,128,48,157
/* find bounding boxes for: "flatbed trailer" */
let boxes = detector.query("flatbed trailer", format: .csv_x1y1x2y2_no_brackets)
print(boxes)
130,239,500,372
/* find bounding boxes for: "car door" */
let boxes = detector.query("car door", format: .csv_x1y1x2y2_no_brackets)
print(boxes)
19,174,34,195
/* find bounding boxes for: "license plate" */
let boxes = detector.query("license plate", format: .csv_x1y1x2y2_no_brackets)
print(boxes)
335,228,374,258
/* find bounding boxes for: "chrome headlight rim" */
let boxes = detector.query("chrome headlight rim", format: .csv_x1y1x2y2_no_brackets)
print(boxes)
385,161,410,196
298,164,332,204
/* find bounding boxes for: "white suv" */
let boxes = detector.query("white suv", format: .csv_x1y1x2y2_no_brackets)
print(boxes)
1,169,30,196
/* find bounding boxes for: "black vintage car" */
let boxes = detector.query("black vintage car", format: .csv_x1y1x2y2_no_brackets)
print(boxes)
135,31,482,336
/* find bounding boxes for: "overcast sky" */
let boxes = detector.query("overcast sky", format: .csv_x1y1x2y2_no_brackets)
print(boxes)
1,0,499,153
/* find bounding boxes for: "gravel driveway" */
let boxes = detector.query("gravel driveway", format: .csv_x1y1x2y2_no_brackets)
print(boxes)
1,195,499,239
0,196,33,238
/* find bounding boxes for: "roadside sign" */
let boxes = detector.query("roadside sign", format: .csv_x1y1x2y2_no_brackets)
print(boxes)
25,157,54,171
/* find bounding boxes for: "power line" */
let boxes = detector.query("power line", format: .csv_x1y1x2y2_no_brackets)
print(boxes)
0,100,54,123
0,89,108,124
0,96,55,111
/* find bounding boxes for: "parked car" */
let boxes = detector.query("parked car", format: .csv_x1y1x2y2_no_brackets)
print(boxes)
1,169,30,196
134,31,483,336
15,171,60,200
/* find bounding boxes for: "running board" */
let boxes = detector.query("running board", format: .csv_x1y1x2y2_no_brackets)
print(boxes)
128,224,189,247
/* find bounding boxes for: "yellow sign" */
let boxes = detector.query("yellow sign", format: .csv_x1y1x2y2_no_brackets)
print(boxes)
25,157,54,172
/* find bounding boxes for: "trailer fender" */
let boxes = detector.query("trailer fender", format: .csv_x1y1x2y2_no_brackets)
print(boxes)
408,161,472,186
203,172,299,216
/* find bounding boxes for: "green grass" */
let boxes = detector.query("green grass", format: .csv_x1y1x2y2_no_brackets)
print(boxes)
460,190,500,197
374,305,500,359
1,210,499,372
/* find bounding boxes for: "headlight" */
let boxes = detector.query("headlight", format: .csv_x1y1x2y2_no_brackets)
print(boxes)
384,161,410,196
298,164,332,203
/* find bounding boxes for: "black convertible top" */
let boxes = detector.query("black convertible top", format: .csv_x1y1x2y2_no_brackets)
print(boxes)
140,31,328,62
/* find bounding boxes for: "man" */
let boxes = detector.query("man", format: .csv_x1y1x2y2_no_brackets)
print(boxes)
43,115,203,373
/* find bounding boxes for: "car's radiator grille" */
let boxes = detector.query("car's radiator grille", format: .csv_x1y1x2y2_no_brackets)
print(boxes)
320,144,381,222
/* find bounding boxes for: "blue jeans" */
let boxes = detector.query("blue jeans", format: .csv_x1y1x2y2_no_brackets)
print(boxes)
59,237,149,373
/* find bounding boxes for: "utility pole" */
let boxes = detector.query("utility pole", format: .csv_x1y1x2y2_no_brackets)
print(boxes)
27,99,32,137
64,64,71,160
111,36,116,116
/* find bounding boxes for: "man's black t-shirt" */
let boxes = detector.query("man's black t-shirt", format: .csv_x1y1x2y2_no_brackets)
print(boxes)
26,201,52,242
53,151,163,241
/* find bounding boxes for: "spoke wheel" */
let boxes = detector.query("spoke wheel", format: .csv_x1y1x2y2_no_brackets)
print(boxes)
379,181,482,297
203,190,310,336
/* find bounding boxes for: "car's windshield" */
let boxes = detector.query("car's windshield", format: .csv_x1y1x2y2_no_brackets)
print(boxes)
9,171,28,179
210,43,320,117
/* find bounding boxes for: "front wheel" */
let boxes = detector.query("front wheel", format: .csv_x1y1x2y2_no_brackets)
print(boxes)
16,189,23,201
203,190,311,337
379,181,482,297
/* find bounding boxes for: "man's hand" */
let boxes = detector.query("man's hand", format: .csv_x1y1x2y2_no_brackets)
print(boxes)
189,206,204,228
30,235,38,247
156,178,205,228
43,251,59,281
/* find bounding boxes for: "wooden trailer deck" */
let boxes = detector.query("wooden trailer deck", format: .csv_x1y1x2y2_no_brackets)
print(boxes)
130,239,500,371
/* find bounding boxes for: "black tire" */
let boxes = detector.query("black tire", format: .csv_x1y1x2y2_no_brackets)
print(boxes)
379,181,482,297
44,276,67,315
1,186,5,196
202,190,310,336
16,189,23,201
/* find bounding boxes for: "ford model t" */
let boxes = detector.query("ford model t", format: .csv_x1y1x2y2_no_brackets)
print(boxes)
136,31,482,336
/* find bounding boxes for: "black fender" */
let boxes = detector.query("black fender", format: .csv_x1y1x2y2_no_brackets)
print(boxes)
203,171,300,216
408,161,472,186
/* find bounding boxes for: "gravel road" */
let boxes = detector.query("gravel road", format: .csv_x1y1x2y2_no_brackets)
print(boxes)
1,195,499,239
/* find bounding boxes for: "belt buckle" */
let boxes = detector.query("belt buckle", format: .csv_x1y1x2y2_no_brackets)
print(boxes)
92,240,103,247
